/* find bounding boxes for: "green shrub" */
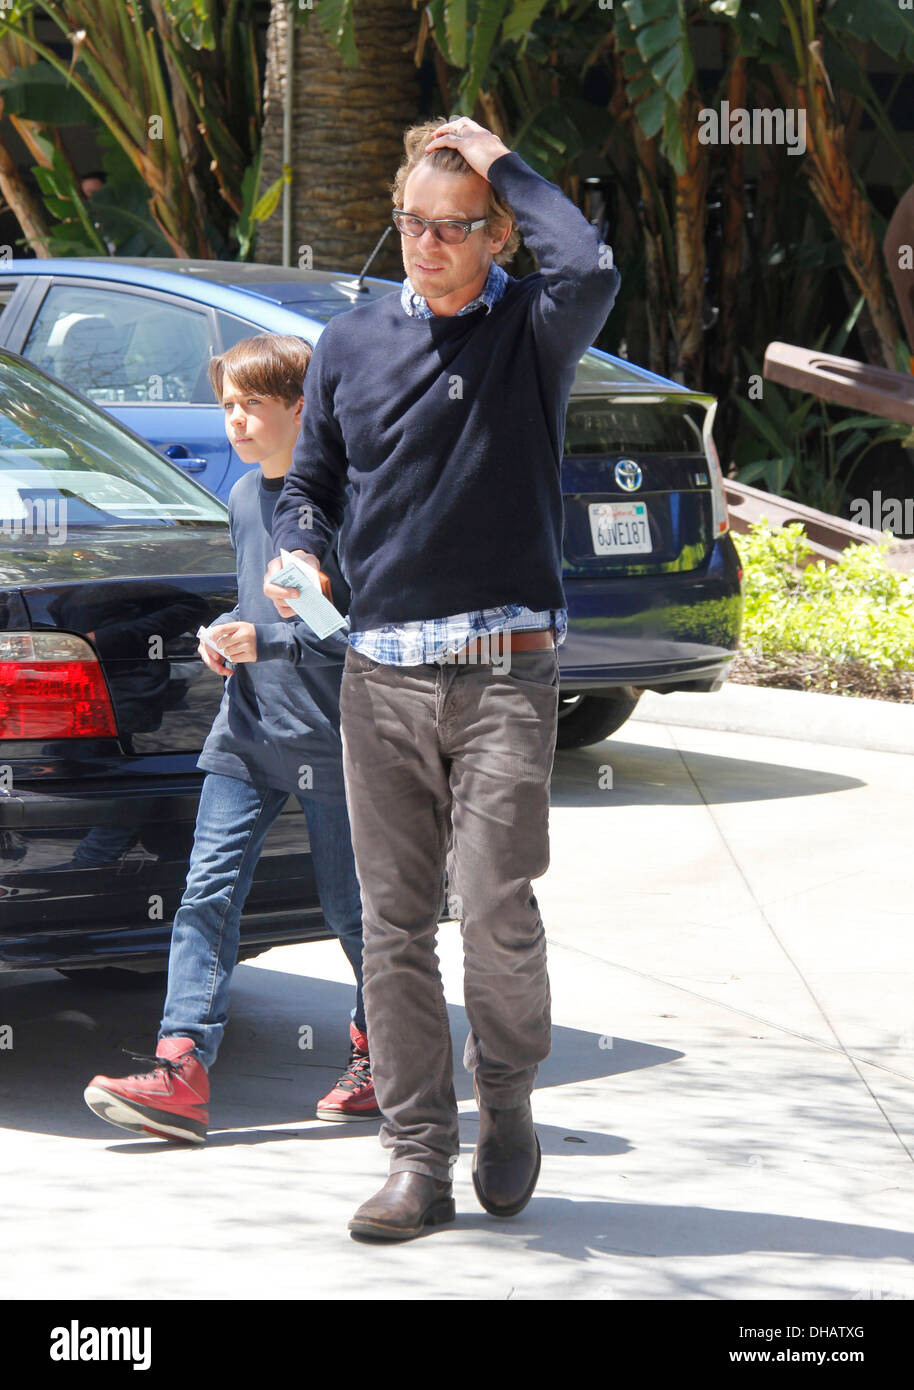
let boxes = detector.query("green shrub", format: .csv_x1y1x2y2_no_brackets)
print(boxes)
733,520,914,672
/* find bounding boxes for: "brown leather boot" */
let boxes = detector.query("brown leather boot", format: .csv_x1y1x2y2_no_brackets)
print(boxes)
348,1172,456,1241
472,1079,541,1217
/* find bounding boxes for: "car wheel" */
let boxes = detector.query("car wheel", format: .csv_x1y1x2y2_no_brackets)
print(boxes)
57,966,168,989
555,689,641,749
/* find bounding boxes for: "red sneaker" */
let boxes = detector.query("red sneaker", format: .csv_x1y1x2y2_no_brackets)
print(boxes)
316,1022,382,1122
84,1037,210,1144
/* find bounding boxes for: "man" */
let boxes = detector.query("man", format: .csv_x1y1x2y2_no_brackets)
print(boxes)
267,116,620,1239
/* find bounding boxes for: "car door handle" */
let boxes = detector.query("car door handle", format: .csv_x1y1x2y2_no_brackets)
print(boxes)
162,444,207,473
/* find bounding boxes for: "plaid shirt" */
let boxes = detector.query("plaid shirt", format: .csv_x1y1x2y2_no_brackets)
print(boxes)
399,259,510,319
350,260,568,665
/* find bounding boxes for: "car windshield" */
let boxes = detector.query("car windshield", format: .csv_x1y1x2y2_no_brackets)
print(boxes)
0,353,226,530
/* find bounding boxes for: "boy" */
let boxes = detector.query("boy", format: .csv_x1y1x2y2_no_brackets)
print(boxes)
84,333,378,1142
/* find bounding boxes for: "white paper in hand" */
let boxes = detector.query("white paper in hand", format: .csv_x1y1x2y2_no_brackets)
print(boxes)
273,549,347,639
196,625,234,670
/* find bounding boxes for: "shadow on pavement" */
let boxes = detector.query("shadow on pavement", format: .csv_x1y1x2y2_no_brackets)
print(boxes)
553,740,864,808
4,966,913,1274
422,1197,914,1267
0,958,679,1143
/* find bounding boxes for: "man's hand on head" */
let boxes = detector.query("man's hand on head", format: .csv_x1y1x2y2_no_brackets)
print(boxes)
425,118,509,180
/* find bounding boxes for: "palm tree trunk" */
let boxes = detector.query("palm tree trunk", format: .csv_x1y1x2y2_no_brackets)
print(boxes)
601,43,649,367
0,32,53,252
673,89,708,387
772,48,901,370
716,51,746,395
631,118,670,377
258,0,422,274
0,126,50,254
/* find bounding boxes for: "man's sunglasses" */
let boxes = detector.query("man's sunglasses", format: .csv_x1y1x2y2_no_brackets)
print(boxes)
392,210,488,244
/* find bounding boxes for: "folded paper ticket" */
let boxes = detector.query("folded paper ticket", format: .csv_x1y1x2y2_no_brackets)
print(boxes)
197,624,234,670
271,549,347,640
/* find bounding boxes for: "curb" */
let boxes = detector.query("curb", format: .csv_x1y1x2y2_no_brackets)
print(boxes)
629,682,914,755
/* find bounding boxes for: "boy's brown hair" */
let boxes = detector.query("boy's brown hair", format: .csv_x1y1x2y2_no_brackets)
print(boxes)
208,333,314,407
390,118,520,265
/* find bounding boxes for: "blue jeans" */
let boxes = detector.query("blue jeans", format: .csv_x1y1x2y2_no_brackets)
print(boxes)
159,772,365,1070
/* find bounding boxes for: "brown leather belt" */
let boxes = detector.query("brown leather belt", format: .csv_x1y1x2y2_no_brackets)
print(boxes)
449,627,555,661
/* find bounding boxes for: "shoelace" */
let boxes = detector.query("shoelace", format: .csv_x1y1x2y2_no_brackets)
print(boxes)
334,1048,372,1095
121,1047,184,1079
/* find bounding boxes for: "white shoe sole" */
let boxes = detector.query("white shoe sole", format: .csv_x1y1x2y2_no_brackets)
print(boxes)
83,1085,206,1144
315,1107,382,1123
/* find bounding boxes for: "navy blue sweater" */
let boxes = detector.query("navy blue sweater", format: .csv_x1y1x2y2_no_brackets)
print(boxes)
197,467,349,800
272,150,621,628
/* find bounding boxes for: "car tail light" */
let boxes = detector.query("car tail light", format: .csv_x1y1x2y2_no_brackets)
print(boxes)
702,401,730,537
0,632,117,739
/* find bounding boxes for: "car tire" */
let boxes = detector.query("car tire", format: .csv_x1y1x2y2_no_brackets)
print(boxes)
57,966,168,989
555,689,641,749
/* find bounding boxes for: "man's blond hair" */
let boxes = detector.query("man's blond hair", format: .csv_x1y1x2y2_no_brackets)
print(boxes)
390,118,520,265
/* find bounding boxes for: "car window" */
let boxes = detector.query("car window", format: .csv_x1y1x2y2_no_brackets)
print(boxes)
216,310,272,351
21,284,214,404
215,310,317,358
564,398,705,455
0,351,226,529
0,281,19,318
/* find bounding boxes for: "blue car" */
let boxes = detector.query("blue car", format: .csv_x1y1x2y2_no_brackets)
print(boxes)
0,257,742,748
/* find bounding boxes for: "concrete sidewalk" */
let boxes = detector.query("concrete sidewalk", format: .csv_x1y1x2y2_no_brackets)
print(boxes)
632,682,914,756
1,716,913,1300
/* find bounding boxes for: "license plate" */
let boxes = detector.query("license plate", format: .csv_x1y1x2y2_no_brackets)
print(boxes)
588,501,651,555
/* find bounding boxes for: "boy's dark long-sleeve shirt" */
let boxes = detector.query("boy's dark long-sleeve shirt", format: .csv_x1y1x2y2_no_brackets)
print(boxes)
197,467,348,800
271,150,621,629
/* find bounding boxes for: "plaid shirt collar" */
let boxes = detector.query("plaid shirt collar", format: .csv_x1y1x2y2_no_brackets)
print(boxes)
400,260,509,319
